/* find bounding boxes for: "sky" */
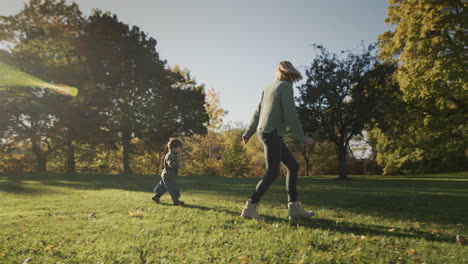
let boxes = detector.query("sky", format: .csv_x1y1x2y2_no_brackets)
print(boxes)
0,0,392,124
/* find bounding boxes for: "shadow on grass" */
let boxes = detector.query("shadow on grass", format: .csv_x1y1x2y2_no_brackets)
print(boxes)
287,218,457,244
158,201,457,244
1,172,467,227
0,180,45,195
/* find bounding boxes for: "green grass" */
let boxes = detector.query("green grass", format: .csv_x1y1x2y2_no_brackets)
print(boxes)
1,172,467,264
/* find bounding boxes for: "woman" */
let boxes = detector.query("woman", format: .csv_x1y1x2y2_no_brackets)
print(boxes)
241,61,315,221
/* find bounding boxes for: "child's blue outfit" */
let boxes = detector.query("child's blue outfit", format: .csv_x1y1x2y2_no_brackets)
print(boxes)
153,151,181,201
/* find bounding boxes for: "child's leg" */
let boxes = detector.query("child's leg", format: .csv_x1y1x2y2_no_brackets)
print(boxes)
153,179,168,197
162,177,181,202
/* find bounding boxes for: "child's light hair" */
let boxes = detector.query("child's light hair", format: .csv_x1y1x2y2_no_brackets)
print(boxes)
275,61,302,83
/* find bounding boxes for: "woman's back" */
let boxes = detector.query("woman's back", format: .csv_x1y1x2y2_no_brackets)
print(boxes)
243,79,305,141
258,80,290,134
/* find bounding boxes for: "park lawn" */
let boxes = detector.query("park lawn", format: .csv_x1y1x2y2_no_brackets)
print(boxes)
0,172,467,264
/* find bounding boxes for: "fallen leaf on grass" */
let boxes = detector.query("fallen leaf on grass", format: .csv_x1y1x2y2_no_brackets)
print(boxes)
354,242,363,246
388,228,396,232
44,245,55,251
237,256,248,264
129,210,144,218
406,249,417,255
1,253,7,257
355,235,377,242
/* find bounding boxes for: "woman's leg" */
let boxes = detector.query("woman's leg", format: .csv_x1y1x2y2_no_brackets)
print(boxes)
280,140,300,202
249,131,282,203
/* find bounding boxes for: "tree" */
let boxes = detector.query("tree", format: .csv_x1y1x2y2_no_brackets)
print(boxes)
0,0,86,172
80,14,209,174
222,128,250,177
243,132,265,177
181,88,226,176
376,0,467,173
0,89,60,171
158,65,209,138
79,12,169,173
141,66,210,175
284,135,329,176
205,88,228,131
297,44,379,179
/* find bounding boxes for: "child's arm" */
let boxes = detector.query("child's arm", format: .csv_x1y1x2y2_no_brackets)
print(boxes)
167,153,179,169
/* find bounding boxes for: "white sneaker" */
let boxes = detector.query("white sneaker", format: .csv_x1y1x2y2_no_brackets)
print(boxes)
288,201,315,220
240,200,264,220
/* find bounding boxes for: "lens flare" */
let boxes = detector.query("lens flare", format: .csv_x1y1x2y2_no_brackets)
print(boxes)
0,61,78,97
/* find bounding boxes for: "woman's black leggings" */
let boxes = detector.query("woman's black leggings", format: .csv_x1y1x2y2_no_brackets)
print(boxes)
249,130,299,203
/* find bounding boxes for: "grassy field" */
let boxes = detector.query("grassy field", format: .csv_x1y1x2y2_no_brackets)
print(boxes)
0,172,467,264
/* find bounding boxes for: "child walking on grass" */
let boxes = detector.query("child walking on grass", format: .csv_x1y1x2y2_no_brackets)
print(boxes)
151,138,185,206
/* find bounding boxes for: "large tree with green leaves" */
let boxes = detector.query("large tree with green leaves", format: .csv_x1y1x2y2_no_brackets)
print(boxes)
79,11,164,173
140,66,210,175
375,0,467,173
80,12,208,173
0,0,87,172
297,45,384,179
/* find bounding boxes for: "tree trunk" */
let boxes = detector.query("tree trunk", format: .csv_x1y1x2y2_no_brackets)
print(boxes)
31,140,47,172
304,157,310,177
37,155,47,172
66,137,76,173
337,145,349,180
122,131,132,174
302,145,310,177
155,151,164,175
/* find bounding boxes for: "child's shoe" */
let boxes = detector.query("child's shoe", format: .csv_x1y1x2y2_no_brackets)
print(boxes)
240,200,264,220
288,201,315,220
173,200,185,206
151,195,161,204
